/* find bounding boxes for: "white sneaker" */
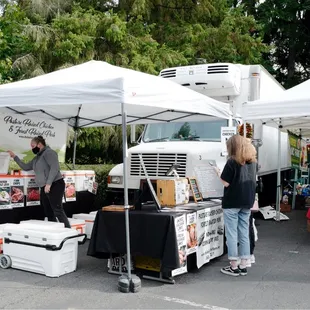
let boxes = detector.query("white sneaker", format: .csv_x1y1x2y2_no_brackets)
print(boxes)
237,258,251,268
246,259,252,268
250,254,255,264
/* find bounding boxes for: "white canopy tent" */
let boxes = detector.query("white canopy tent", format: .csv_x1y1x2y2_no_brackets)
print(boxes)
243,78,310,221
0,60,230,127
0,60,231,288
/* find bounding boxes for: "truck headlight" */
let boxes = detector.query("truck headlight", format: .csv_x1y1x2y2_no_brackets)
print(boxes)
110,176,123,184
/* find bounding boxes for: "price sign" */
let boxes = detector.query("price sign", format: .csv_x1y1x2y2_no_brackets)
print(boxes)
221,127,236,156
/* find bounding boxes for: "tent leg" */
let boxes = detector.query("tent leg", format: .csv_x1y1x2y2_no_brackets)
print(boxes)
72,129,78,169
292,168,298,210
121,101,132,282
276,122,282,221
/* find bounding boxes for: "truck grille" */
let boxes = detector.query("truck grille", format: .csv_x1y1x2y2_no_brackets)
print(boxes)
130,153,187,177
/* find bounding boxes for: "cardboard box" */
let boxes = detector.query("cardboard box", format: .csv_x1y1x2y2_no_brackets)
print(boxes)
156,178,189,207
280,203,291,213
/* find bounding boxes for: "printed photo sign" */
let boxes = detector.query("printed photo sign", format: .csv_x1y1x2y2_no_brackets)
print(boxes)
196,205,224,269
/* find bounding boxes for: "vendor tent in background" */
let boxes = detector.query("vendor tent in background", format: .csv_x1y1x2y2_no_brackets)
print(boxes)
243,78,310,221
0,60,231,290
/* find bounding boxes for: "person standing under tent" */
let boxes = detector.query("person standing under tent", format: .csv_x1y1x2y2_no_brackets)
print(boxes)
216,135,257,276
8,136,71,228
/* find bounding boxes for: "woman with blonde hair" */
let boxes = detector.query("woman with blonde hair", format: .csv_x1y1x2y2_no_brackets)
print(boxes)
218,135,257,276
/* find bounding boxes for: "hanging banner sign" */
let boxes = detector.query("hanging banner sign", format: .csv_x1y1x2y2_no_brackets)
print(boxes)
172,214,188,277
221,127,236,156
300,139,308,171
288,131,301,169
196,205,224,269
0,113,68,162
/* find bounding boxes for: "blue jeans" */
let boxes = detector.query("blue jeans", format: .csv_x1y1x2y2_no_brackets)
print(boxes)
223,208,251,260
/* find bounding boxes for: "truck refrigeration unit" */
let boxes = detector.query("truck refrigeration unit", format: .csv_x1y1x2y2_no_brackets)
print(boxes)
106,63,292,207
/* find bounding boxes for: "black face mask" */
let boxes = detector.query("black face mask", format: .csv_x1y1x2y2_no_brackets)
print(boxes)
32,146,40,155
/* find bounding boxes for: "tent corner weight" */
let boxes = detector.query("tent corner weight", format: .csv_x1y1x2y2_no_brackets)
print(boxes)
118,275,141,293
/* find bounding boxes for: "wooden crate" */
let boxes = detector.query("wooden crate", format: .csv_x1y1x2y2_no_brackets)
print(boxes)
156,178,189,207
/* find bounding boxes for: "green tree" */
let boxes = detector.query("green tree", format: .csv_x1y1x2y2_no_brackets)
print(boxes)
257,0,310,87
0,4,32,82
0,0,269,164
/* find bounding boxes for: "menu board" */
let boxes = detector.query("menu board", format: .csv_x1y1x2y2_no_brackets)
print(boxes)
188,177,203,202
193,160,224,199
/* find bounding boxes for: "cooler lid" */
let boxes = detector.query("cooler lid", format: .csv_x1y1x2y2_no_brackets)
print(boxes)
20,220,64,229
73,170,95,175
72,213,96,220
3,224,78,240
0,224,8,236
68,218,86,225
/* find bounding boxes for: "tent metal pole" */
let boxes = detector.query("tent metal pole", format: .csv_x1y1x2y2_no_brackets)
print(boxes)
276,120,282,221
72,129,78,169
121,100,132,282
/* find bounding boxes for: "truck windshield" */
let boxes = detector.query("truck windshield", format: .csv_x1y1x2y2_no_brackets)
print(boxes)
143,119,229,142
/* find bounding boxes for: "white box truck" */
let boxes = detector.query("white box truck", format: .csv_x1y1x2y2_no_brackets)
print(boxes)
106,63,292,206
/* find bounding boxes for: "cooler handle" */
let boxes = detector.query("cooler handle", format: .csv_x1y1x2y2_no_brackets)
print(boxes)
4,233,87,251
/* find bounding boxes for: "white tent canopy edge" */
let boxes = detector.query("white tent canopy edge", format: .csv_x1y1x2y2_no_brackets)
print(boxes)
0,60,231,289
243,78,310,222
0,61,231,128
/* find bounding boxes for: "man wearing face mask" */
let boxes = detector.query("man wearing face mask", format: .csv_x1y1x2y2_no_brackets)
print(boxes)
8,136,71,228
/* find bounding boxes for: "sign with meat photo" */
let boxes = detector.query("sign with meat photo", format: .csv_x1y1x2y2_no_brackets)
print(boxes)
0,178,12,209
63,174,76,202
23,173,40,206
10,177,25,208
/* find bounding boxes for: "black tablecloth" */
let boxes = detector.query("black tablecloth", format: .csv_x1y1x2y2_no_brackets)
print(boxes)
87,210,180,272
0,191,96,224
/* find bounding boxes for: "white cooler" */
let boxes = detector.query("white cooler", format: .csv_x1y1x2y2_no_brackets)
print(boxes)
20,220,64,229
74,170,95,191
0,224,7,254
68,218,86,242
72,213,96,239
0,224,79,277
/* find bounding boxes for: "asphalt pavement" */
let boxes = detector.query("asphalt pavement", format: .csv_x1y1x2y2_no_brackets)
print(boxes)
0,210,309,309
